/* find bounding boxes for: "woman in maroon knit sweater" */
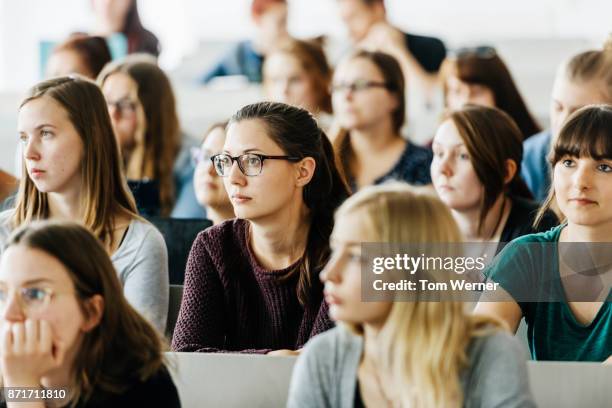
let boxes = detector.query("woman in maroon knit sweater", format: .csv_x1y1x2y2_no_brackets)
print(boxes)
171,102,350,354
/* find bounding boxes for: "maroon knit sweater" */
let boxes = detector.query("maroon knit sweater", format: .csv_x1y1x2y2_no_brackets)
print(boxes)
171,219,333,353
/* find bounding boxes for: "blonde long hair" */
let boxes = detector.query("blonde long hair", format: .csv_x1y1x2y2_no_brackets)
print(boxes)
14,76,138,248
335,183,503,407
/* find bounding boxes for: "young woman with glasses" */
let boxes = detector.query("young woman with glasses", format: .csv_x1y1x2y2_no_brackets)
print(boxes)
171,102,350,354
191,121,234,225
0,76,168,334
331,50,432,192
440,46,541,140
0,221,180,406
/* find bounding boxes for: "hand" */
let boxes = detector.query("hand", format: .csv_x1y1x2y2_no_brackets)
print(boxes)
604,355,612,365
267,348,302,357
0,319,67,386
359,22,407,57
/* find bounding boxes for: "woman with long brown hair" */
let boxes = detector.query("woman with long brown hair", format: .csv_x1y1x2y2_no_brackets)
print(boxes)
0,221,179,406
99,54,190,217
431,105,557,252
331,50,432,192
172,102,349,354
0,76,168,333
441,47,541,140
288,184,535,407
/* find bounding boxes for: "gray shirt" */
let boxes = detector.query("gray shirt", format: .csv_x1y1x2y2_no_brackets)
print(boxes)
287,325,536,408
0,210,169,334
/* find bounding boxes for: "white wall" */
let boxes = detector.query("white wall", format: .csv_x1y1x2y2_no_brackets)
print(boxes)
0,0,610,91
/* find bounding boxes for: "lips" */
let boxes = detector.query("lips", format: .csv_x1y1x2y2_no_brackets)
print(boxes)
324,290,342,306
569,197,597,205
231,193,252,204
29,168,45,178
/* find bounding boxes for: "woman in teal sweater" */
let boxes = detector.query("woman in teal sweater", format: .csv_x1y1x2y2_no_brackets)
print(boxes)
476,104,612,362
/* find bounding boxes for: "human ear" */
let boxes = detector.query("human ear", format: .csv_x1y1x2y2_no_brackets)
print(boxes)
295,157,316,187
504,159,518,185
80,294,104,332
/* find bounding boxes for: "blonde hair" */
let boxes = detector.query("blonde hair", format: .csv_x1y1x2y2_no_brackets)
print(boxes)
335,183,503,407
563,34,612,101
14,76,138,248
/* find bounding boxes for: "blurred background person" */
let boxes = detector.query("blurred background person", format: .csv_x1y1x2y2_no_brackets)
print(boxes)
192,122,234,225
99,54,197,218
263,39,333,128
440,46,541,140
200,0,291,84
91,0,160,56
46,34,112,79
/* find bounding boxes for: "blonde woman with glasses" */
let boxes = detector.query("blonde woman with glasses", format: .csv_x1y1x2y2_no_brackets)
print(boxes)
288,183,535,407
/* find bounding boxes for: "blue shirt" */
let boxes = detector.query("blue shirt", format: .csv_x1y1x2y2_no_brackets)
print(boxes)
521,130,552,203
200,40,263,84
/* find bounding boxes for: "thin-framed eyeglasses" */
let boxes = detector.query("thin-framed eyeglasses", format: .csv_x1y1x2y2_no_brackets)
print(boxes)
0,286,69,314
330,79,392,94
211,153,301,177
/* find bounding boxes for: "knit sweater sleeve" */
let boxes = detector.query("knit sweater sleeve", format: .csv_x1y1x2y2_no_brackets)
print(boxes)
308,299,334,340
171,231,227,352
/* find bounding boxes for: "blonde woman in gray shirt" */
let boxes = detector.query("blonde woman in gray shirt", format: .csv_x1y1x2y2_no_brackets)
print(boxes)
0,76,168,333
288,183,535,408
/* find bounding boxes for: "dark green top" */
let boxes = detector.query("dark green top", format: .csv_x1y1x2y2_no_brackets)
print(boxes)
485,224,612,361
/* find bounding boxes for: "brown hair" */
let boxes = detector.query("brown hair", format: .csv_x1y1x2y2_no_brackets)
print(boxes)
120,0,160,56
51,34,112,79
446,105,532,233
230,102,350,306
98,54,181,216
333,50,405,186
14,76,138,248
441,49,541,139
265,39,333,114
563,35,612,100
4,221,164,406
535,104,612,226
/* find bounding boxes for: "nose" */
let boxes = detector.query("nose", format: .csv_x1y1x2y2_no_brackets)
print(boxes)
108,104,121,123
2,293,26,323
227,160,246,186
434,152,454,178
23,137,40,161
572,162,593,191
320,251,343,284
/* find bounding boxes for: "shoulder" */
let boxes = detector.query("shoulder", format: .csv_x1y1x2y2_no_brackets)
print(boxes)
523,130,552,157
507,196,559,234
400,142,433,167
468,330,528,363
0,209,15,247
403,32,446,49
128,218,167,249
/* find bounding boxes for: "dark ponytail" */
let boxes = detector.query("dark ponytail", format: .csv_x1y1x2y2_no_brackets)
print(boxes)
230,102,350,306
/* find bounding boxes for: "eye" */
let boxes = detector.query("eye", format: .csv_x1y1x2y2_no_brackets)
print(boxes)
22,287,47,302
245,155,260,166
41,129,53,138
459,152,470,160
18,134,29,144
562,159,575,168
597,163,612,173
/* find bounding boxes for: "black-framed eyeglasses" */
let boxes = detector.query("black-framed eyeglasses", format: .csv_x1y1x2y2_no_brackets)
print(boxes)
330,80,392,94
211,153,301,177
448,46,497,60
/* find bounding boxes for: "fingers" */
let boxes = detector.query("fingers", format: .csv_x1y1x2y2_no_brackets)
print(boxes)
1,322,13,355
11,321,25,354
24,318,39,354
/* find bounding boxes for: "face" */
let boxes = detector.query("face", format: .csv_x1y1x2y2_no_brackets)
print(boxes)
194,127,231,208
18,96,85,195
550,73,608,138
332,57,398,131
337,0,381,43
91,0,132,32
254,3,289,46
46,50,93,79
553,155,612,227
445,75,496,110
221,119,302,221
264,53,317,112
0,245,92,364
320,210,391,326
101,72,145,151
431,120,484,212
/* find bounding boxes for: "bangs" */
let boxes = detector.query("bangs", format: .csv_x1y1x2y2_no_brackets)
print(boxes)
455,57,493,86
551,105,612,163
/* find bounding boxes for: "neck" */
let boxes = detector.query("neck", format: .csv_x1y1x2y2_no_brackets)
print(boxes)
249,201,311,270
207,204,234,226
452,194,509,241
350,119,401,157
563,221,612,242
47,187,83,221
362,322,385,362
